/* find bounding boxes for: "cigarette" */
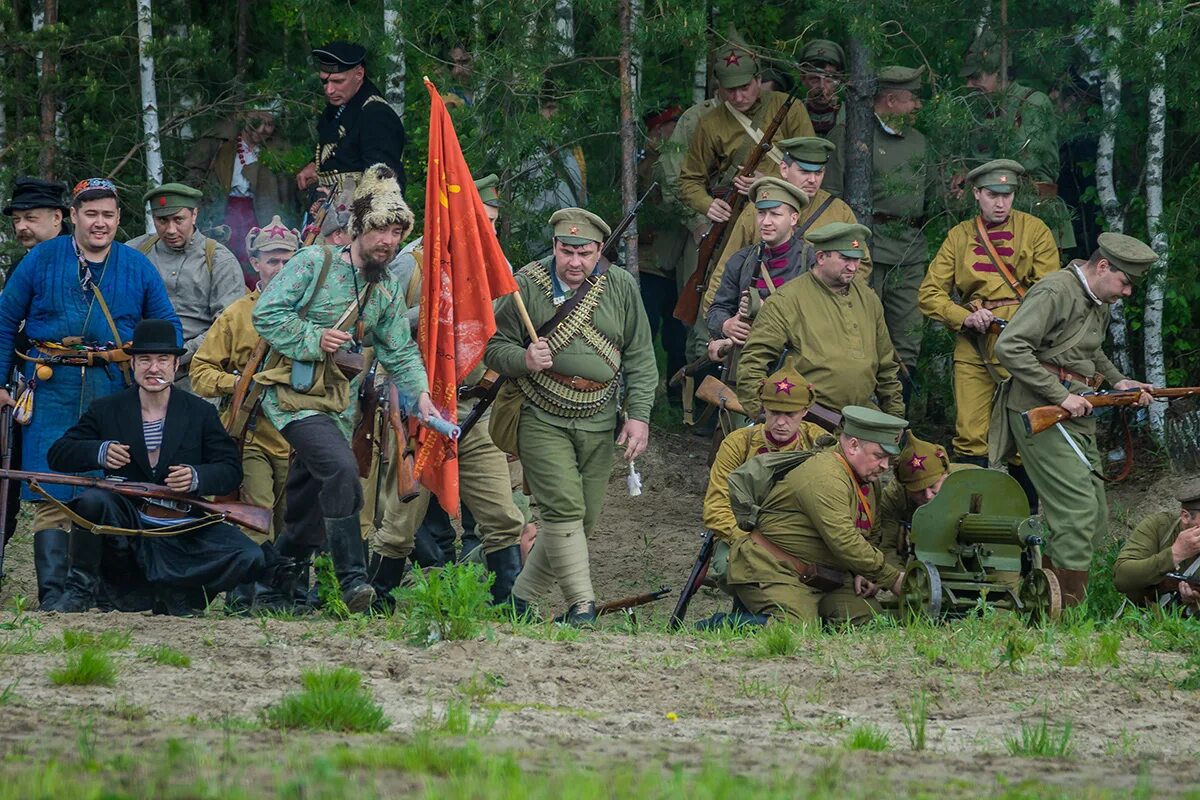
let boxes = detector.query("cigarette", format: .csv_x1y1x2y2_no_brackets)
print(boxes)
151,377,168,384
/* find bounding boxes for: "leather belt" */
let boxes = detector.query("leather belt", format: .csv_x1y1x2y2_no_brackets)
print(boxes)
545,371,608,392
1034,182,1058,198
1041,361,1103,389
21,343,130,367
979,298,1020,311
749,530,845,591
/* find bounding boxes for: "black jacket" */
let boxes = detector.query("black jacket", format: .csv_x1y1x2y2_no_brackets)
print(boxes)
47,386,241,497
315,78,407,192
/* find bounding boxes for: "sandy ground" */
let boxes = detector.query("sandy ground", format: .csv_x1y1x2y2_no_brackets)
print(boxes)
0,428,1196,796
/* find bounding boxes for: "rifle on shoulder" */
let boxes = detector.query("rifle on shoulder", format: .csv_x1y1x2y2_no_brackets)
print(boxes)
673,90,798,327
1021,387,1200,436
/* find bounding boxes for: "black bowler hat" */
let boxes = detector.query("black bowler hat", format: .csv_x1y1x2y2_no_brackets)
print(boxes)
312,42,367,73
123,320,186,356
4,177,69,216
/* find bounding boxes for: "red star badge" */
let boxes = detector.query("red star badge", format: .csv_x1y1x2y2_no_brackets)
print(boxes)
723,50,741,67
908,454,927,472
263,224,289,239
158,197,168,206
999,175,1008,183
851,240,860,248
774,377,794,395
569,225,579,235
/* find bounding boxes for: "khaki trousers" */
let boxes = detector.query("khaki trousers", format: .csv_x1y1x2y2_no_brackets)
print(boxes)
870,261,927,369
240,444,289,544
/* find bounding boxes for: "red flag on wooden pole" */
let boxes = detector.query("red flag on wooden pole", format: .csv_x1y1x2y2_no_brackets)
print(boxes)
413,78,519,516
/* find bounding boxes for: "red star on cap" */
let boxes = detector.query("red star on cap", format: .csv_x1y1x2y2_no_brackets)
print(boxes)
263,224,289,239
724,50,741,66
908,454,927,472
158,197,167,206
999,175,1008,183
569,225,579,235
851,240,860,248
774,377,795,395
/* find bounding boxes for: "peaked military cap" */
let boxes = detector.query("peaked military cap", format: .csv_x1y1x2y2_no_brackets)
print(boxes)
550,208,610,246
313,42,367,73
143,183,203,217
842,406,908,456
877,65,925,93
1177,479,1200,508
759,367,814,412
968,159,1025,194
960,29,1001,77
1097,232,1157,279
807,222,871,258
474,174,502,207
713,43,759,89
750,177,808,212
778,137,836,171
800,39,845,70
4,177,69,215
896,434,951,492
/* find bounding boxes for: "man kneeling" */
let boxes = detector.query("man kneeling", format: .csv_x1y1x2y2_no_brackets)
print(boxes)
48,320,287,615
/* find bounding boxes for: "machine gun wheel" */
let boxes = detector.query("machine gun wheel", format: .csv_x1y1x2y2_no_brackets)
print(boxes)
1018,567,1062,625
900,560,942,621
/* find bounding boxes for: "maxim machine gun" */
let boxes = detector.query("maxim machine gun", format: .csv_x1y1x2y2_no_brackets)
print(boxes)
899,469,1062,624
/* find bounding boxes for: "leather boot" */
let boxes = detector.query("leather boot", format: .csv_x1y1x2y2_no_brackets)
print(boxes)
34,528,70,610
325,515,376,613
1008,463,1040,514
1041,555,1089,609
52,528,103,613
563,600,597,628
485,544,527,615
155,586,207,617
368,553,408,613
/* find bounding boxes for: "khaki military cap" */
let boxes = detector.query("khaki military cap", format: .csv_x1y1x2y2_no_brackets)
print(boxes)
713,44,759,89
877,65,925,93
1097,232,1157,279
896,434,951,492
751,177,808,212
842,406,908,455
246,215,301,255
968,159,1025,194
807,222,871,258
550,208,610,246
1177,479,1200,508
960,30,1001,77
779,137,836,172
759,367,814,412
800,39,844,70
143,183,203,217
474,174,502,207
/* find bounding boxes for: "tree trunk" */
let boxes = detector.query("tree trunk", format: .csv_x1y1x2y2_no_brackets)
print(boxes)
1095,1,1130,374
137,0,164,232
555,0,575,59
1143,6,1167,440
617,0,638,274
691,0,708,105
842,37,875,224
35,0,58,179
383,1,405,119
235,0,250,85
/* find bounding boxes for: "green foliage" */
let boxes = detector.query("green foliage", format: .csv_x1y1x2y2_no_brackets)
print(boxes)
50,648,118,687
138,644,192,668
313,553,352,619
898,689,930,751
264,666,389,733
392,562,499,645
843,724,891,752
62,628,132,651
417,697,498,737
1005,714,1075,759
750,622,810,658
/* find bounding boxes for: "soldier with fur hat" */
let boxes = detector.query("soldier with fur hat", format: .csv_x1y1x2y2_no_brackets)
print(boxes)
1113,480,1200,610
252,163,440,613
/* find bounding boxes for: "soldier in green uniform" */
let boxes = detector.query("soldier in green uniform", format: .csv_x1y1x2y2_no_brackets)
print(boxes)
797,40,844,136
737,222,904,419
726,406,908,624
1113,482,1200,609
826,66,934,382
994,232,1157,607
485,209,657,625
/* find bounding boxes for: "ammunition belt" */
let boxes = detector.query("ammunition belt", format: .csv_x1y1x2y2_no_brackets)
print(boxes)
544,371,607,392
517,373,617,418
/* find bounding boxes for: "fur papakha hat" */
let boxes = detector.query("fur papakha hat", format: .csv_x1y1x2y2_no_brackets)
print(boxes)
349,163,414,240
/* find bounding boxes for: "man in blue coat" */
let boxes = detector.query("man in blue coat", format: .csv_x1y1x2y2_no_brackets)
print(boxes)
0,178,181,609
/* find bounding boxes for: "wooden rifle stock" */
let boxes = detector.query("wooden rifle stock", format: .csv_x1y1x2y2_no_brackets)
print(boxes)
694,375,842,433
673,92,798,326
0,469,272,534
226,339,270,438
386,383,421,502
1021,387,1200,436
552,585,671,622
351,360,381,478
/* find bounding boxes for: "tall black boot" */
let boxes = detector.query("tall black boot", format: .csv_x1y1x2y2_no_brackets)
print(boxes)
34,528,70,610
368,553,408,612
324,515,376,613
485,544,527,615
899,370,915,409
51,528,103,613
1008,463,1040,514
154,586,207,617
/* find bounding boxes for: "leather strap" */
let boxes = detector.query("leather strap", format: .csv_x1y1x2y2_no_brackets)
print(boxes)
723,101,785,166
89,283,131,386
974,216,1026,301
1040,361,1103,389
532,259,611,341
979,298,1020,311
756,245,778,297
835,453,874,528
750,530,814,573
798,196,837,239
27,480,224,537
544,371,607,392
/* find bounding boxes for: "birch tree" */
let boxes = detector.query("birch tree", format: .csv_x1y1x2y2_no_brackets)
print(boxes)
137,0,164,232
1143,7,1168,438
555,0,575,59
383,0,406,119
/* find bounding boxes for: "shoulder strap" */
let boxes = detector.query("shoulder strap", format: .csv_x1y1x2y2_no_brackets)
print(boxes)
975,216,1026,301
204,238,216,274
137,235,159,256
299,247,335,320
797,196,837,238
529,260,610,342
724,101,785,166
88,282,132,386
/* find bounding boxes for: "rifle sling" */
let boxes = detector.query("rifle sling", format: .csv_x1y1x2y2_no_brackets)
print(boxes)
26,479,226,537
89,283,132,386
797,196,836,239
974,216,1026,301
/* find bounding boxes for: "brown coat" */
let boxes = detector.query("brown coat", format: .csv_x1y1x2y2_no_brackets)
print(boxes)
185,119,297,225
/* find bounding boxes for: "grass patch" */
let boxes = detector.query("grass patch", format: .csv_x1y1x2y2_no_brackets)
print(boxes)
313,554,353,620
1005,714,1074,759
329,735,499,777
264,667,388,733
417,697,498,737
138,644,191,668
111,697,149,721
843,724,891,752
750,623,807,658
392,562,499,645
898,689,930,751
62,628,132,651
50,648,117,687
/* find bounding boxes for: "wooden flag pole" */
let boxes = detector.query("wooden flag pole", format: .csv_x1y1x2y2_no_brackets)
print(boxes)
512,292,540,342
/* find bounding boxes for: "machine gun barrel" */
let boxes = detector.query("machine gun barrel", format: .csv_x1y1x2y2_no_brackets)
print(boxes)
957,514,1042,548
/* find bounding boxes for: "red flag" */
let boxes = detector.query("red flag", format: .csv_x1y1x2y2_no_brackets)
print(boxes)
413,79,519,516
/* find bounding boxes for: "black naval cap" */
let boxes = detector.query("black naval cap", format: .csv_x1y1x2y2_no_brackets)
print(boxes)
4,177,69,216
312,42,367,73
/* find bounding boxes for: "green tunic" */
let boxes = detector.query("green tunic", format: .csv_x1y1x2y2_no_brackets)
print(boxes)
735,271,904,418
1112,512,1186,599
251,245,428,438
968,81,1060,185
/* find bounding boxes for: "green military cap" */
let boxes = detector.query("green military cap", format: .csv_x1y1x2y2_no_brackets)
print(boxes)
1177,479,1200,508
842,406,908,456
967,159,1025,194
877,65,925,93
474,173,501,207
806,222,871,258
800,39,844,70
750,177,808,212
1097,232,1157,279
759,367,814,412
550,207,611,246
960,30,1001,77
896,434,951,492
713,44,759,89
778,137,836,172
143,183,203,217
